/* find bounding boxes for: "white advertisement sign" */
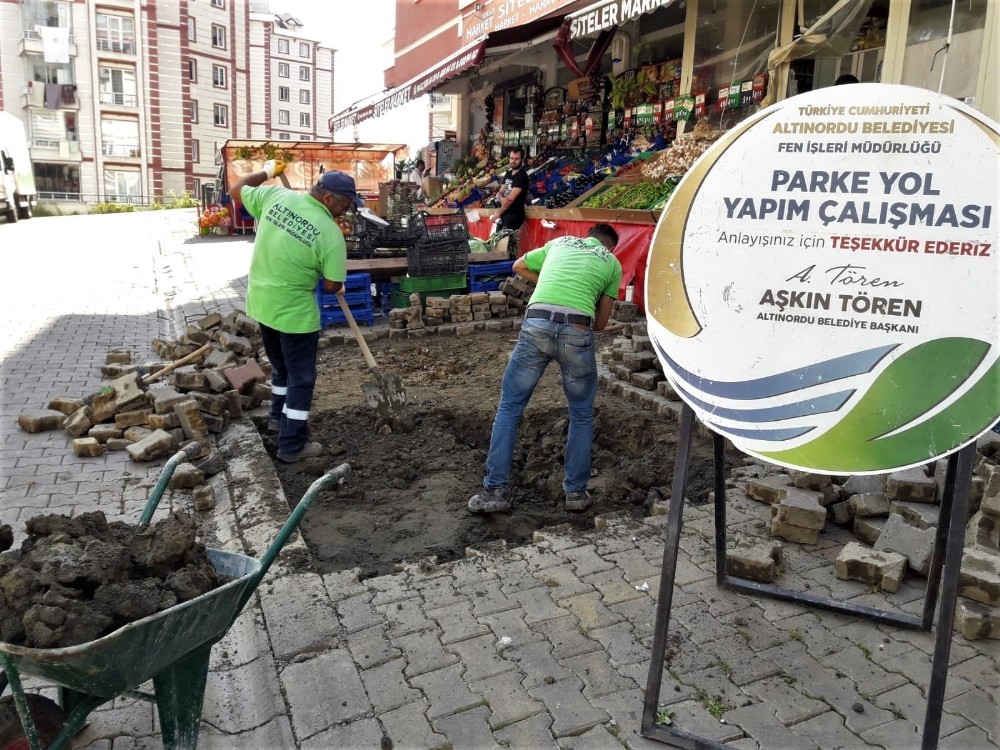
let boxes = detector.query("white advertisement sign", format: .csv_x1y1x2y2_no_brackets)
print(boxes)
646,84,1000,474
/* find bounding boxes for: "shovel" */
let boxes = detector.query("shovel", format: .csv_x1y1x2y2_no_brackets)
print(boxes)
335,291,407,418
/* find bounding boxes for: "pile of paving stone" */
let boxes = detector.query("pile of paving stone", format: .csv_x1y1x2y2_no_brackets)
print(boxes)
0,510,224,648
386,290,519,336
16,310,274,509
600,317,674,394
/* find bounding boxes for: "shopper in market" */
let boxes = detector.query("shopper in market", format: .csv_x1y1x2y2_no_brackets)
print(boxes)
230,161,361,463
492,146,530,231
409,158,426,197
468,223,623,515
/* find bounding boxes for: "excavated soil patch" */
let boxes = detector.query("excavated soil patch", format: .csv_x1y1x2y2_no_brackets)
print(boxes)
267,329,727,577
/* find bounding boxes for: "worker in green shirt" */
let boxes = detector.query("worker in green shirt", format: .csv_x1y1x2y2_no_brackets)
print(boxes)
231,162,362,462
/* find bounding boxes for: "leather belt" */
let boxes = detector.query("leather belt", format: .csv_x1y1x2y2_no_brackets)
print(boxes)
525,309,593,327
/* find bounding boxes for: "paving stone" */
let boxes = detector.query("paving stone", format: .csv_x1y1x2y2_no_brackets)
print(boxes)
742,676,828,726
468,668,545,730
337,593,382,633
744,475,792,504
580,567,647,606
559,648,636,699
512,585,571,624
507,639,573,690
723,703,820,749
608,597,658,640
818,646,909,696
534,563,596,601
889,500,940,530
959,547,1000,606
853,516,887,546
425,599,492,644
410,662,484,719
299,717,385,750
585,688,665,750
258,573,339,661
792,709,871,748
346,623,400,670
588,620,649,668
886,467,937,503
874,513,935,575
857,717,925,750
518,542,565,572
528,676,609,738
446,632,516,682
938,724,996,750
944,687,1000,743
281,649,369,738
773,488,828,529
663,699,744,743
494,712,555,749
432,705,502,748
412,574,465,610
466,579,521,617
835,541,908,593
378,698,449,750
873,683,971,738
803,677,898,732
360,657,422,713
393,627,461,678
557,590,624,633
557,723,625,748
376,594,435,637
948,653,1000,693
564,546,615,577
73,696,154,743
754,640,838,686
480,608,546,651
605,548,661,583
966,510,1000,553
673,601,738,646
493,557,547,594
530,615,603,660
702,634,782,685
199,716,296,749
201,656,284,734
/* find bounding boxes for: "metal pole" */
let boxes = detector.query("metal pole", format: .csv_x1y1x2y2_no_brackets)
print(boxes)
713,432,727,587
921,451,960,628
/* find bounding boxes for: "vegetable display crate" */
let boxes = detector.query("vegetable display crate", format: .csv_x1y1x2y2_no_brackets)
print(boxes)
398,273,467,293
407,239,469,277
389,287,466,311
414,211,469,242
369,222,417,249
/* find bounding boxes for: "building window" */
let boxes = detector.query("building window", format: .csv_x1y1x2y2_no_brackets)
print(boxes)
278,86,289,101
188,59,197,82
299,112,310,127
187,16,196,42
278,110,289,125
98,67,137,107
32,62,73,85
299,42,310,58
189,100,199,123
278,132,290,140
23,2,72,33
211,24,226,49
277,38,289,54
211,0,225,8
96,13,135,54
33,163,80,200
299,66,310,82
100,117,140,157
213,104,228,126
29,110,72,147
299,89,310,104
191,140,200,162
212,65,227,88
300,135,311,141
103,168,141,202
278,62,289,78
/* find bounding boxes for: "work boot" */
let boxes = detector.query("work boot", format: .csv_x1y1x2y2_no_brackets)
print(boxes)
468,486,510,514
267,418,280,434
565,490,592,512
277,441,324,463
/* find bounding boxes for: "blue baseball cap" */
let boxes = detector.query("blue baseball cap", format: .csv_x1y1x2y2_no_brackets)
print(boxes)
317,170,364,209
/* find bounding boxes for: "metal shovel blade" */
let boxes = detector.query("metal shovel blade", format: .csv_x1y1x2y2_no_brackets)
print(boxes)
362,369,407,418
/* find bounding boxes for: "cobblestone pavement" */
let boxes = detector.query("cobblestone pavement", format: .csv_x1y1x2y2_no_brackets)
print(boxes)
1,211,997,749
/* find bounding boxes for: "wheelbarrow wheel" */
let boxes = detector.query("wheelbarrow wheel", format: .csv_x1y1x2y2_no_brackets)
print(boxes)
0,695,66,750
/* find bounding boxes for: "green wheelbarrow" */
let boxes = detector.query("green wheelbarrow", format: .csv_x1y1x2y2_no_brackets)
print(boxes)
0,444,350,750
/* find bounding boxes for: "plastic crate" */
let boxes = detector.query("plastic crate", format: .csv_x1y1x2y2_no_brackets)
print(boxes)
377,281,399,313
320,299,374,328
369,222,416,248
389,286,466,311
415,211,469,242
469,280,504,293
398,273,467,293
468,260,514,281
407,239,469,277
316,290,370,308
315,272,370,294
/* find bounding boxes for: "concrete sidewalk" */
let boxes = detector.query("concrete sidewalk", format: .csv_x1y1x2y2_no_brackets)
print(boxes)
1,211,996,749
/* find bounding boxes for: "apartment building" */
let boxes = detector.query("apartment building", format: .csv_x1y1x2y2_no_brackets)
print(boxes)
0,0,335,205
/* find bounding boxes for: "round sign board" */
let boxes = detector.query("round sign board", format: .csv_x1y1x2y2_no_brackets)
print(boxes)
646,84,1000,475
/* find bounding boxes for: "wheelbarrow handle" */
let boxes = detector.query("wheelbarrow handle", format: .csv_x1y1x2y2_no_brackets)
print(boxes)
138,443,205,526
249,464,351,589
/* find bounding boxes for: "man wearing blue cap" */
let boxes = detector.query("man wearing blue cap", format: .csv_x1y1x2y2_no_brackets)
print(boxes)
230,161,364,462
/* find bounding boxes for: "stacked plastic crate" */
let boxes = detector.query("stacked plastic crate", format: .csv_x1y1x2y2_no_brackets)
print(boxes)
408,211,470,277
468,260,515,293
316,272,374,327
388,272,467,310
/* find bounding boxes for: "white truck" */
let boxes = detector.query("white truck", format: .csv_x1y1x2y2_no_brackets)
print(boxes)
0,112,37,223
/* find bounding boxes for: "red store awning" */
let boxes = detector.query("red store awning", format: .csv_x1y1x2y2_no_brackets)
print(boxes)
331,40,487,134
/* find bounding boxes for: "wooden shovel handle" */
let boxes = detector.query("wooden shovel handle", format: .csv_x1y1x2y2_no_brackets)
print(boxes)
142,343,213,385
336,292,378,370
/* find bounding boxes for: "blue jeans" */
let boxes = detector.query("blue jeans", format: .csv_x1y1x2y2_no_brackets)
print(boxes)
259,324,319,454
484,318,598,493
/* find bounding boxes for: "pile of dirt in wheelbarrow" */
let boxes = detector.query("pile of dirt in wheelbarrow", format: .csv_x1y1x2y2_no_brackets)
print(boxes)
0,511,224,648
266,329,728,577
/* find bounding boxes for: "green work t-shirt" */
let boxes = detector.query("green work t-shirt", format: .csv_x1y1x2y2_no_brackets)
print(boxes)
523,236,622,316
241,185,346,333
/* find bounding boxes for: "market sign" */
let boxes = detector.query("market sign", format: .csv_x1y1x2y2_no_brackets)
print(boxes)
569,0,676,39
331,41,486,133
646,84,1000,474
462,0,579,43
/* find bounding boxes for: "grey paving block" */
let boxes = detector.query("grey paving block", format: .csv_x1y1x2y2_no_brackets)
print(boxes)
556,723,623,748
201,656,284,734
528,676,609,738
209,606,271,671
432,704,504,749
300,717,385,750
530,614,603,660
874,682,971,737
320,567,367,602
376,593,436,637
494,711,555,749
878,648,975,699
605,548,662,584
778,612,855,661
481,607,546,651
723,702,819,749
410,662,484,719
368,574,420,606
588,687,668,750
337,593,383,633
347,623,402,670
948,654,1000,694
450,556,499,588
702,634,782,686
392,626,461,678
534,563,596,601
73,696,155,744
465,579,521,617
425,599,492,645
561,649,636,698
791,710,871,749
803,678,897,733
281,649,370,739
512,585,570,624
411,573,465,610
938,724,997,750
360,657,422,713
378,698,449,749
859,717,925,750
507,639,573,690
494,556,547,594
563,545,615,577
819,646,909,696
199,716,296,749
581,567,647,606
741,676,828,726
469,668,545,730
588,621,649,668
558,590,625,632
945,688,1000,744
518,542,565,573
257,572,339,660
607,596,658,640
673,601,740,646
447,632,517,682
663,699,744,744
753,641,833,686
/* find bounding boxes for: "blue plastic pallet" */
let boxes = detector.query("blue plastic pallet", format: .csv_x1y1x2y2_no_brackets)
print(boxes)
469,280,503,293
468,260,514,280
315,271,370,293
320,303,374,328
316,290,371,307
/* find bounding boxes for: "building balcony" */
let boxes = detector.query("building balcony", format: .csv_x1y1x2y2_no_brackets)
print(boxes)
19,29,77,58
30,139,82,161
22,84,79,110
96,38,136,55
102,142,141,158
99,91,138,108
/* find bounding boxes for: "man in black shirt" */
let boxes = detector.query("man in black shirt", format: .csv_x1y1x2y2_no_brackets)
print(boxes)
493,146,529,231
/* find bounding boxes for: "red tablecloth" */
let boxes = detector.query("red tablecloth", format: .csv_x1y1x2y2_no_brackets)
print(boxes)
469,216,654,312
